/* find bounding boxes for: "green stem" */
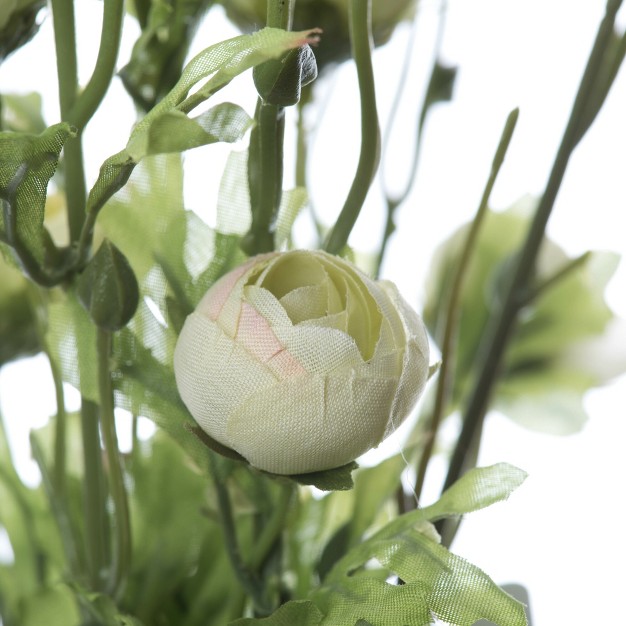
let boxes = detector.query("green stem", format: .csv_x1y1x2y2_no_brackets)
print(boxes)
414,109,518,503
267,0,293,29
241,0,295,255
80,398,109,590
208,455,273,615
295,86,324,243
376,6,448,277
324,0,380,255
522,251,592,305
51,0,87,242
30,434,83,578
250,483,294,571
242,102,285,254
441,0,625,501
51,0,78,119
68,0,125,130
97,328,131,597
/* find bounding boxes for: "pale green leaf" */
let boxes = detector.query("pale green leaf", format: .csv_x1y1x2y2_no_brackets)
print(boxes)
21,585,80,626
230,599,323,625
0,123,74,267
127,103,253,161
127,27,321,157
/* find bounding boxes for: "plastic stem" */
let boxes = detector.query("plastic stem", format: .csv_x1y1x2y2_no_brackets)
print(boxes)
324,0,380,255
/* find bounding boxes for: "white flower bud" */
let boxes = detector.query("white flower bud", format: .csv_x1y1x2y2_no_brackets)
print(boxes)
174,250,430,475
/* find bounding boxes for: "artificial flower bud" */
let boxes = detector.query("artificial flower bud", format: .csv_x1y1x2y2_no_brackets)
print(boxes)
174,250,430,475
77,240,139,331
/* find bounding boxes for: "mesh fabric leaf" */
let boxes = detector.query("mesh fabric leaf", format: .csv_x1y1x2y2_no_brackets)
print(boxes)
126,102,253,161
47,288,99,402
88,27,319,226
317,464,527,626
230,599,324,625
0,123,74,268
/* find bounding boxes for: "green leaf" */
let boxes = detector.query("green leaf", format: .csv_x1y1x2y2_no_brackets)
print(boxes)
119,0,212,111
126,102,253,161
0,123,74,276
0,92,46,133
0,253,40,366
314,576,432,626
230,599,323,625
0,0,45,61
126,26,322,158
20,585,80,626
327,463,527,581
47,288,99,402
300,465,529,626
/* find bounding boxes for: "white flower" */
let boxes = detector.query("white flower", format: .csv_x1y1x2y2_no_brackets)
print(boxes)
174,250,430,475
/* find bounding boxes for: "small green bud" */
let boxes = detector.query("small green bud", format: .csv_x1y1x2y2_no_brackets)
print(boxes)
77,240,139,331
253,45,318,106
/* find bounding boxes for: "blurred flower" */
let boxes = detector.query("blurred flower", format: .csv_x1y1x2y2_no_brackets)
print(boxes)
220,0,417,71
424,201,623,435
174,249,430,474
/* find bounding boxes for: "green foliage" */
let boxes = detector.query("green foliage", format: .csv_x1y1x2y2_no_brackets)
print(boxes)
0,123,74,282
120,0,214,111
237,464,528,626
2,2,622,625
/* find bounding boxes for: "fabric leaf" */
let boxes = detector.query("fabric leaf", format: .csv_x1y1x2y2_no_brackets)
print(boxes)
126,103,253,161
0,123,74,268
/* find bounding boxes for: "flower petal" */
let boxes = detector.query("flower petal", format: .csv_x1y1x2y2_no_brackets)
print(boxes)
227,373,398,474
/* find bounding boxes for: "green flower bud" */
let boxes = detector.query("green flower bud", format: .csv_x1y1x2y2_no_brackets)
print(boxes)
77,240,139,331
253,45,318,106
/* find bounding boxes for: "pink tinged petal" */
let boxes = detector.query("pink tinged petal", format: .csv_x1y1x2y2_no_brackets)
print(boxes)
237,302,305,378
197,261,253,321
196,252,278,323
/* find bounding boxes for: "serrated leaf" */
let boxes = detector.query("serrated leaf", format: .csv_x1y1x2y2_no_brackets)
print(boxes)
327,463,527,582
308,465,528,626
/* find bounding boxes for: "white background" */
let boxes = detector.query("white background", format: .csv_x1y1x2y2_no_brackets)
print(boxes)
1,1,625,624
